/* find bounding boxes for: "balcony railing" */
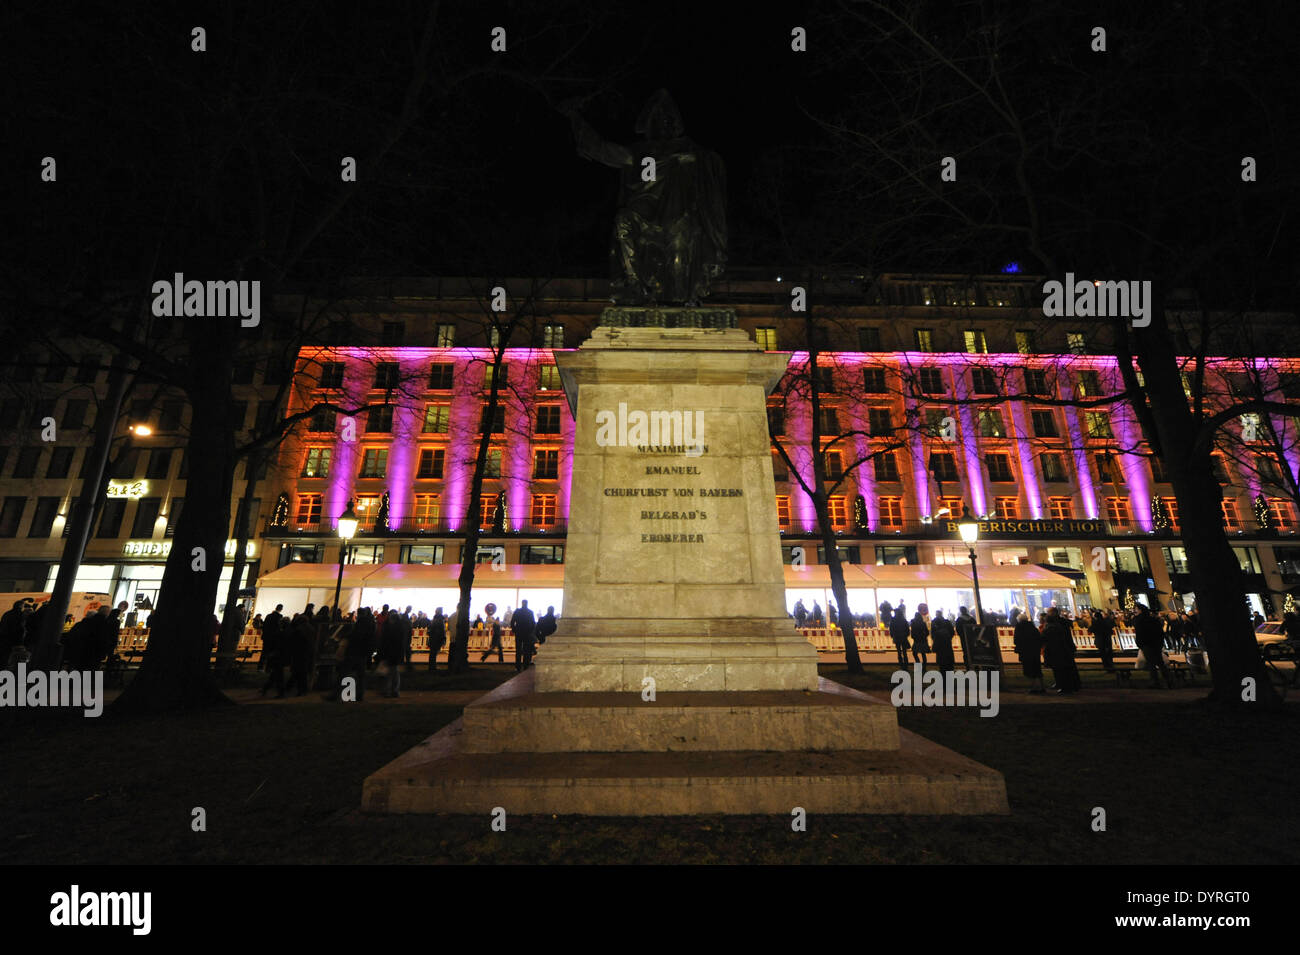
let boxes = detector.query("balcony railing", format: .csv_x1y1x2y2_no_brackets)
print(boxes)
265,519,567,537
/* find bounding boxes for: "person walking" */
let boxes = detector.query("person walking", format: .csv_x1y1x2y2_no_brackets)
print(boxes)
1013,612,1046,693
259,604,284,672
1089,609,1117,672
379,608,405,698
512,599,537,671
536,606,557,644
1043,607,1081,694
929,611,956,673
889,605,911,668
909,609,930,668
793,599,808,628
427,608,447,671
479,607,504,663
1132,603,1171,688
336,607,375,701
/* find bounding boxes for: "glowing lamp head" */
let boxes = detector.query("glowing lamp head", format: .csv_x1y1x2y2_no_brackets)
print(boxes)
337,499,359,541
129,424,152,436
957,505,980,546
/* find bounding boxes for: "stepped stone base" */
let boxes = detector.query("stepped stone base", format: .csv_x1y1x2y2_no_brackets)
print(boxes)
361,673,1009,816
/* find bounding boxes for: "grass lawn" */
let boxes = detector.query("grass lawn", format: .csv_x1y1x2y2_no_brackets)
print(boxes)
2,664,1296,864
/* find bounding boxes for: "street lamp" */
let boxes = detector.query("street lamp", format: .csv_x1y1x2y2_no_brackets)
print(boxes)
129,423,152,436
957,505,985,625
333,499,359,622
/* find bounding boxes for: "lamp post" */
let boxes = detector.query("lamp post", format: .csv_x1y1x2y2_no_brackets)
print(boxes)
333,499,359,622
957,505,985,625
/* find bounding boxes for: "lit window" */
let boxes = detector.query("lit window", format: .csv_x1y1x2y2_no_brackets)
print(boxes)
755,327,778,349
828,496,849,529
776,495,791,529
1106,497,1132,528
978,410,1007,438
301,447,331,478
1163,496,1180,528
355,494,380,530
483,449,502,478
995,497,1020,519
1269,499,1295,530
937,496,964,520
878,496,904,529
1067,332,1087,355
1085,411,1113,439
539,365,562,390
435,324,455,347
359,448,388,479
823,451,843,481
914,329,935,352
422,404,450,433
1041,454,1068,483
1221,498,1241,529
963,330,988,354
1048,497,1074,520
530,494,558,526
540,324,565,347
294,494,322,527
1015,330,1034,354
484,364,509,390
413,494,440,529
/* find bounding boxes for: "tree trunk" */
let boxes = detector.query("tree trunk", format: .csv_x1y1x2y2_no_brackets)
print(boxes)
31,358,131,670
814,493,864,673
215,453,262,674
114,329,235,713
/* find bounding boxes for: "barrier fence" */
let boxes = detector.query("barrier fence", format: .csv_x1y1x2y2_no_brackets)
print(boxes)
111,623,1151,662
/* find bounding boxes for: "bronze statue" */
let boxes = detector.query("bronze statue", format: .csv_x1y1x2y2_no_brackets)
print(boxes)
561,90,727,306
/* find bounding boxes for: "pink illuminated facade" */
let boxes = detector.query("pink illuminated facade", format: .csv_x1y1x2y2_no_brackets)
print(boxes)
252,272,1300,617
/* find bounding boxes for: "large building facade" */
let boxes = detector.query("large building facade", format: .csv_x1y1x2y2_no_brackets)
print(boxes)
5,271,1300,622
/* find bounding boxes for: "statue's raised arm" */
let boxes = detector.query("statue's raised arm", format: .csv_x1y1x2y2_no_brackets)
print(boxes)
562,89,727,306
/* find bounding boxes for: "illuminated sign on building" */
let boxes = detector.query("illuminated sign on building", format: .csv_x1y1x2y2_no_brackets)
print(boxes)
106,481,149,500
122,540,256,558
945,519,1107,537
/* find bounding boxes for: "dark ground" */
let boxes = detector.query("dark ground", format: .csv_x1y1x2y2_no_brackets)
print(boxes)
2,664,1296,864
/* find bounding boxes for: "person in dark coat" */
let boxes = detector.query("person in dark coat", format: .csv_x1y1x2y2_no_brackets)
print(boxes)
793,599,808,628
427,608,447,671
1042,607,1081,693
810,602,825,627
536,606,557,644
1013,612,1046,693
1088,609,1117,672
930,610,956,673
909,610,930,667
287,604,316,696
888,606,910,668
1132,603,1170,687
479,610,504,663
954,607,976,667
259,605,288,697
0,599,28,663
336,607,375,701
379,610,405,697
512,599,537,671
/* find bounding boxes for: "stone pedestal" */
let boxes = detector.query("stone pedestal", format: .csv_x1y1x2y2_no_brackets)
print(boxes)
537,324,819,692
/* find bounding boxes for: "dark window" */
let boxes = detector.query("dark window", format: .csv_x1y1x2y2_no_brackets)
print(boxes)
867,408,892,437
76,359,98,383
254,400,276,432
61,399,88,430
985,453,1014,482
863,368,887,393
970,368,997,394
816,367,835,392
308,408,336,433
817,408,841,434
0,497,26,537
1024,368,1049,396
429,363,454,390
534,449,560,479
416,448,444,479
29,497,60,538
177,450,189,479
1041,454,1069,483
1150,455,1169,482
319,362,345,389
144,448,171,480
521,544,564,564
480,405,505,434
536,406,562,434
160,401,183,431
873,451,900,482
374,362,400,390
768,407,785,436
919,367,944,394
97,499,126,538
47,447,73,479
264,361,291,385
111,448,140,479
166,498,184,537
1030,410,1059,438
130,497,162,537
823,451,843,480
365,406,394,433
232,363,255,384
772,452,788,480
930,453,959,483
230,401,247,431
858,327,882,351
13,447,40,479
382,322,405,345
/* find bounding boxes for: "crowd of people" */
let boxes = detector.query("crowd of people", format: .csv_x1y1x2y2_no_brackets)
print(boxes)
254,600,558,700
0,598,131,671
